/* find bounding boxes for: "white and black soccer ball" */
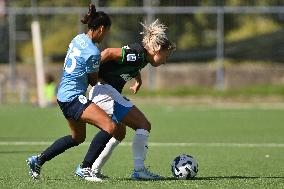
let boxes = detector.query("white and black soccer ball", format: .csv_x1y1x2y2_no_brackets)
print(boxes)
171,154,198,179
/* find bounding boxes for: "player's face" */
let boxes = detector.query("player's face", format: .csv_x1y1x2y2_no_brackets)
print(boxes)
92,26,109,43
97,26,109,43
150,49,172,67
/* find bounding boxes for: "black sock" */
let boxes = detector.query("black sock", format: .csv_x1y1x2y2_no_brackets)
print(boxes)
38,135,79,165
81,130,112,168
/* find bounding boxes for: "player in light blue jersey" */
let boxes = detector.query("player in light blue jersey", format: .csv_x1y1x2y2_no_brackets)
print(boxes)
26,4,116,182
56,32,101,102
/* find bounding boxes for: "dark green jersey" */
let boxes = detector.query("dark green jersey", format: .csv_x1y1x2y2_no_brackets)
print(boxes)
98,43,148,93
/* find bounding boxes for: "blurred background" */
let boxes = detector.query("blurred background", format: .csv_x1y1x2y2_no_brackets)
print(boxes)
1,0,284,106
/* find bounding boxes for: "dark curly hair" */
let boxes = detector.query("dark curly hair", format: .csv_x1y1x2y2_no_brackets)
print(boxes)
81,4,111,30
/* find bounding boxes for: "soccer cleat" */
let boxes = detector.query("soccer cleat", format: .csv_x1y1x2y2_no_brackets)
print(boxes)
92,169,109,179
131,167,163,180
26,155,42,179
75,165,103,182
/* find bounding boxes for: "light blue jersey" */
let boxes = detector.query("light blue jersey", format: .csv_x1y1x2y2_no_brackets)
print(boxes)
57,34,100,102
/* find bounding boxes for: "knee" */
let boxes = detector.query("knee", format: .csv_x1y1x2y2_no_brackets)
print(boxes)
141,120,151,132
114,124,126,142
146,120,151,132
104,120,116,135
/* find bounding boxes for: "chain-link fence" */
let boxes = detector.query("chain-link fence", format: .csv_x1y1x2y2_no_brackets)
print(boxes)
1,2,284,104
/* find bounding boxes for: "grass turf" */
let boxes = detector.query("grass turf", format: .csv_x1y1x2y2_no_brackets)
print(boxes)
0,103,283,189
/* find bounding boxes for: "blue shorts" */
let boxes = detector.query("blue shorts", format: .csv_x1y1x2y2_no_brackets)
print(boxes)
57,95,92,120
89,83,133,124
111,100,132,123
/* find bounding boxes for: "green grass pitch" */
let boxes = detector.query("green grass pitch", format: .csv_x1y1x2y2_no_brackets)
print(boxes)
0,102,283,189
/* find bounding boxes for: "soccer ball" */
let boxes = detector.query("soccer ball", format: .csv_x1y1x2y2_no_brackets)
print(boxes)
171,154,198,179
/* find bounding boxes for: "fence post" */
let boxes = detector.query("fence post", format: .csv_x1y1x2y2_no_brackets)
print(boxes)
144,0,156,90
216,7,225,90
19,78,28,104
0,75,5,104
31,21,46,108
8,11,17,91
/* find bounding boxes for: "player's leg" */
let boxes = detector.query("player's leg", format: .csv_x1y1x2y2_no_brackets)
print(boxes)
90,84,160,180
121,105,150,169
39,119,85,163
80,102,116,134
76,103,117,182
121,106,162,180
27,95,115,181
88,83,129,178
113,123,127,141
92,123,126,177
27,119,85,179
80,103,116,168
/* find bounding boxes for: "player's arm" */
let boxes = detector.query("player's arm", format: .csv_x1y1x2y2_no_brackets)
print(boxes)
101,48,122,63
130,72,142,94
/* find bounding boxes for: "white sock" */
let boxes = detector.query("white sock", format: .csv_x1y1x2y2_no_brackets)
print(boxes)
92,137,120,173
132,129,149,171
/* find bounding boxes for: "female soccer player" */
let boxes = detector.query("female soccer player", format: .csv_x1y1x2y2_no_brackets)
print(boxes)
26,4,117,182
88,19,175,180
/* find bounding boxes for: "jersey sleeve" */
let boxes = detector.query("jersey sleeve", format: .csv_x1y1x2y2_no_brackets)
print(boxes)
121,44,144,64
86,54,100,73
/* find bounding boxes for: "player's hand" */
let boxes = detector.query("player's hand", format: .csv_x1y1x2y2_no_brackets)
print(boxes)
130,81,142,94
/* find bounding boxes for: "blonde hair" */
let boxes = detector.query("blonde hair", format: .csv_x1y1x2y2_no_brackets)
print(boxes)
141,19,175,52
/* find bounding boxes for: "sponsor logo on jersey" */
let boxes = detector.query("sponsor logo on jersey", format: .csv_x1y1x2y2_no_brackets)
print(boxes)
78,95,88,104
127,54,137,61
120,74,132,81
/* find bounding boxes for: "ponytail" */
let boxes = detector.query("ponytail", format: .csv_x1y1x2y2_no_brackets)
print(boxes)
81,4,111,30
81,4,96,25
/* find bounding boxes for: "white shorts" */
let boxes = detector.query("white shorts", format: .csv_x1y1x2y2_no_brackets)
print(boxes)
89,82,133,123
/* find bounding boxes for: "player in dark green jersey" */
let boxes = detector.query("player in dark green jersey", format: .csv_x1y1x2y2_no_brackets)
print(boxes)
88,19,175,180
98,42,148,94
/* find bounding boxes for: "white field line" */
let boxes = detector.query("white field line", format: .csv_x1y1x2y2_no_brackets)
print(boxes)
0,141,284,148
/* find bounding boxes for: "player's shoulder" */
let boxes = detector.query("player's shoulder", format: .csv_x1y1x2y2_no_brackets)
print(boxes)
72,34,89,49
73,34,99,52
122,43,146,58
73,34,100,60
121,43,146,63
123,43,144,52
